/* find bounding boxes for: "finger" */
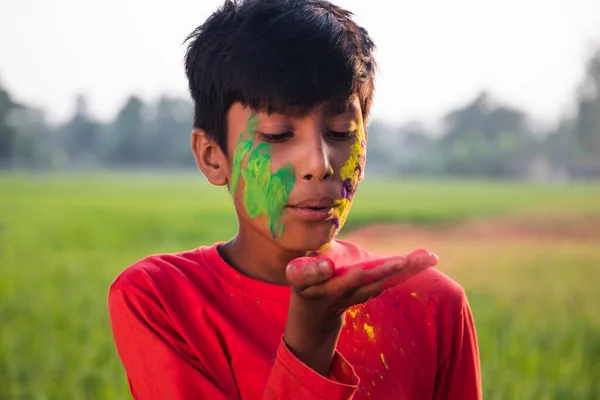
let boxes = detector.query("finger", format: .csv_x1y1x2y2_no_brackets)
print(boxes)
382,248,438,289
349,249,438,304
286,257,334,292
293,256,402,299
290,249,438,300
332,256,405,280
325,256,408,299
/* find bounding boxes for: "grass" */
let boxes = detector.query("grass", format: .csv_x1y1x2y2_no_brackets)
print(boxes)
1,172,599,399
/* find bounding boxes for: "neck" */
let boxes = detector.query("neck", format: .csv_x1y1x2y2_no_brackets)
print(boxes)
218,227,310,285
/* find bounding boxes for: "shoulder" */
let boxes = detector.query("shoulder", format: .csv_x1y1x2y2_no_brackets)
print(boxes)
342,267,469,357
334,239,465,293
108,245,217,298
401,267,467,310
373,267,468,324
336,239,468,320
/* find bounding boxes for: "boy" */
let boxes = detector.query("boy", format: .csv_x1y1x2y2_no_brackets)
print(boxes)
108,0,482,399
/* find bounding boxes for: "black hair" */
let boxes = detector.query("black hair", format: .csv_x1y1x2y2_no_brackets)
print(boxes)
184,0,376,152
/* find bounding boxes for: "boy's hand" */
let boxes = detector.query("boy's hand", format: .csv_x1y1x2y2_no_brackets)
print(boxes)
287,249,438,309
282,249,438,376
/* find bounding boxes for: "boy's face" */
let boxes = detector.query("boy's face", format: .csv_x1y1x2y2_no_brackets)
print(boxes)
201,99,367,253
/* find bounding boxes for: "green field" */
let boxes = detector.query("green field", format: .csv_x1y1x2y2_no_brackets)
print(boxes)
1,173,599,399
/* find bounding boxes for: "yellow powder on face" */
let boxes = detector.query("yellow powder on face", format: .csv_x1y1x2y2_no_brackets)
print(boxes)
316,243,329,253
315,116,367,254
340,117,366,182
331,114,367,232
316,198,351,254
332,197,352,230
411,291,419,299
380,353,389,370
363,323,375,341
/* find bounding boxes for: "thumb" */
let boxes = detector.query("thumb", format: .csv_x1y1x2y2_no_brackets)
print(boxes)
286,257,335,292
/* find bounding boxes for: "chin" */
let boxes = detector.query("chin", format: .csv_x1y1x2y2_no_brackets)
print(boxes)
252,216,340,253
279,231,338,254
307,238,335,253
281,240,332,254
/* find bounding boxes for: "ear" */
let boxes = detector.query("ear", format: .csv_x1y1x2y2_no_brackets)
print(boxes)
191,129,229,186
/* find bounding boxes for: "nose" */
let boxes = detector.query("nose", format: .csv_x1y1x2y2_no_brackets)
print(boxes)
298,136,333,182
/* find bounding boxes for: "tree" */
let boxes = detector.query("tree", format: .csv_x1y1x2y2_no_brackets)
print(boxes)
0,80,53,168
392,122,436,175
0,80,19,167
61,95,102,165
146,96,194,167
573,47,600,160
438,92,535,177
109,96,146,165
9,106,52,168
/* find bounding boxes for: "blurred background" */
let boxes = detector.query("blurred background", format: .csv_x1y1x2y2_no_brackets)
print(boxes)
1,0,599,399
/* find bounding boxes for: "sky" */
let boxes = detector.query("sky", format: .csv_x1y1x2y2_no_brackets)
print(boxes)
1,0,599,127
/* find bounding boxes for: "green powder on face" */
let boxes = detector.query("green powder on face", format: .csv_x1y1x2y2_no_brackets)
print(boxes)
230,114,296,238
230,114,259,196
242,143,295,237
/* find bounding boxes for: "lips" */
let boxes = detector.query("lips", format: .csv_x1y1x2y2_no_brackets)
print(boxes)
287,197,336,221
291,197,335,209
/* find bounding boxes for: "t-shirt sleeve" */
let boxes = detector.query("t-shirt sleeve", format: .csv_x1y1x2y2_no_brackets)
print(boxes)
263,338,359,400
108,270,233,400
434,293,483,400
108,267,359,400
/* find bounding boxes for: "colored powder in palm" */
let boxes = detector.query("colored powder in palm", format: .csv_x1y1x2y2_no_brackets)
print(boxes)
230,114,296,238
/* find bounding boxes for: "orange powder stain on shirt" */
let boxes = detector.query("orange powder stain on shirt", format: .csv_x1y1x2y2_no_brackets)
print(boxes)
363,323,375,341
347,308,360,319
380,353,389,370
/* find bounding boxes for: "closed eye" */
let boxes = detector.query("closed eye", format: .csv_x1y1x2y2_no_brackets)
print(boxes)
327,129,358,141
258,131,294,143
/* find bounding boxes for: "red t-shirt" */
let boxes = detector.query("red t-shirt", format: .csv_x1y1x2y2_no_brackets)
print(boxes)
108,240,482,399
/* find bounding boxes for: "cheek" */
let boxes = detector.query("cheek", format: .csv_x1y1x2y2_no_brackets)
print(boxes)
338,143,365,194
236,143,296,238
